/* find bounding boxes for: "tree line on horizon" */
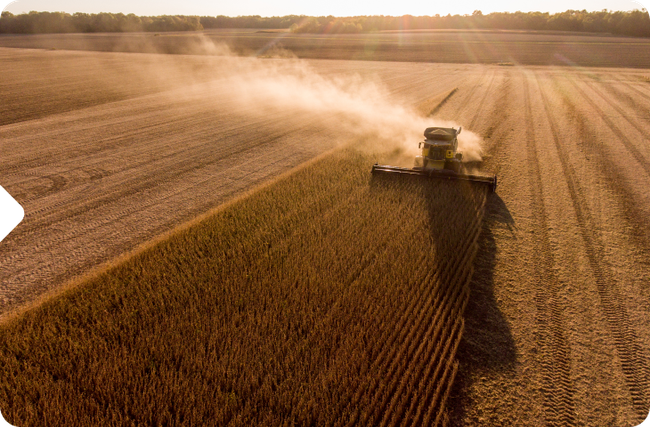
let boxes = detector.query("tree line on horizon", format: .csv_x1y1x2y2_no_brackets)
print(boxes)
1,9,648,38
0,12,203,33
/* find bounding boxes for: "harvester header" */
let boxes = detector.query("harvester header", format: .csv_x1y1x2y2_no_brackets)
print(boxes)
371,126,497,192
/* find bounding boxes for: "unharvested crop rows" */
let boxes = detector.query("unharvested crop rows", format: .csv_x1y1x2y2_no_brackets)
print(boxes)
0,94,341,312
0,149,488,426
332,185,485,427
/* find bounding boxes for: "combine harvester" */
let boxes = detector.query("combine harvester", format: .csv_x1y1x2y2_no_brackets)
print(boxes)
371,126,498,192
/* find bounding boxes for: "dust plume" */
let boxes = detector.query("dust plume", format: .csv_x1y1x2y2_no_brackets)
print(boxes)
108,34,485,163
213,41,484,161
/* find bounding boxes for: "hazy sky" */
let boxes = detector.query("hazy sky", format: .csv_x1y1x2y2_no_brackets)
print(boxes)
2,0,648,17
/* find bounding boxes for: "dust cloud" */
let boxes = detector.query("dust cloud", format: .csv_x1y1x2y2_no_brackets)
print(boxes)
116,34,485,163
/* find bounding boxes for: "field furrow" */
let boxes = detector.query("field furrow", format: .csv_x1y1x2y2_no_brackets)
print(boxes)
523,72,578,426
467,71,498,129
448,65,649,427
561,77,650,177
621,80,650,101
536,73,650,417
553,80,650,256
596,76,650,122
452,69,493,120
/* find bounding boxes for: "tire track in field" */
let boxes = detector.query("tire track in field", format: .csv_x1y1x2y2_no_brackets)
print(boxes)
0,83,266,179
453,69,494,118
536,73,650,418
552,81,650,256
615,76,650,103
482,71,512,141
581,77,650,138
468,71,498,129
1,89,276,192
10,130,296,237
468,70,512,175
593,75,650,121
522,73,577,427
4,103,329,242
562,77,650,178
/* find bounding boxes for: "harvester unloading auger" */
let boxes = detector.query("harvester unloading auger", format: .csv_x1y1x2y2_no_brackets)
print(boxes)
371,126,498,192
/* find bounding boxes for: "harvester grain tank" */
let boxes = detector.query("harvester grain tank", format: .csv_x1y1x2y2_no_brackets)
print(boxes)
371,126,498,192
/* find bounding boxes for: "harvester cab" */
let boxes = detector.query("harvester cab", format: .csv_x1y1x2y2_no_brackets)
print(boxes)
415,127,463,173
371,125,498,192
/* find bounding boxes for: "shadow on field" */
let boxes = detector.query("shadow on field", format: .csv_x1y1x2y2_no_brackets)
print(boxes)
369,172,516,422
368,170,483,254
447,191,517,424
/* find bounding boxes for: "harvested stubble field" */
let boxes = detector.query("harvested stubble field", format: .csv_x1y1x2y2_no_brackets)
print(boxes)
1,31,650,425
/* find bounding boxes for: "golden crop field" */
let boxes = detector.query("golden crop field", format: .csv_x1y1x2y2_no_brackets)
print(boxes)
1,30,650,425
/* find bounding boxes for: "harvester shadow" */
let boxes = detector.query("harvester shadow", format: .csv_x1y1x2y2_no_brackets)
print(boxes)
447,190,517,424
369,172,516,422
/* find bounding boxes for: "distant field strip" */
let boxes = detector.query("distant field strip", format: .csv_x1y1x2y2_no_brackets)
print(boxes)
2,31,650,67
0,149,488,426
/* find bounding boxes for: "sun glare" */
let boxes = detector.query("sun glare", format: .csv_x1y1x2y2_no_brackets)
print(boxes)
3,0,648,16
